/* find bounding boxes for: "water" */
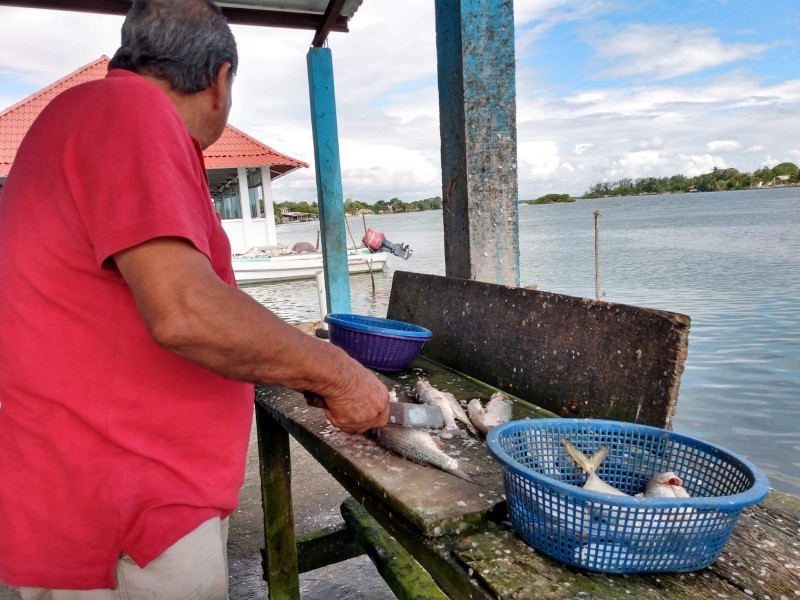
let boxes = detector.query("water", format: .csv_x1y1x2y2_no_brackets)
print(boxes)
243,188,800,497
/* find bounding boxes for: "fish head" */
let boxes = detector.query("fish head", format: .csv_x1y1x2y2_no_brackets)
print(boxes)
650,471,683,487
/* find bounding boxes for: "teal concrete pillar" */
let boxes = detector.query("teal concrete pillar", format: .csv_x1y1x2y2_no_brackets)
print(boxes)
435,0,520,285
307,47,351,314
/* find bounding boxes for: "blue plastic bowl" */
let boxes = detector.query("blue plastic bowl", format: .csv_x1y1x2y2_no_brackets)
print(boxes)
324,314,432,372
486,419,769,574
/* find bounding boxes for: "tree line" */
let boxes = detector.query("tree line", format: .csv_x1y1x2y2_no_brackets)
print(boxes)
582,162,799,199
272,196,443,219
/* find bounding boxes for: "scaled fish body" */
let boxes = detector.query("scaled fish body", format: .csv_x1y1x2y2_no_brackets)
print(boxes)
414,379,478,438
374,427,476,483
467,392,513,435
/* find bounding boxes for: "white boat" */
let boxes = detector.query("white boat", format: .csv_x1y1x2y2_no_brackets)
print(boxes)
233,247,389,284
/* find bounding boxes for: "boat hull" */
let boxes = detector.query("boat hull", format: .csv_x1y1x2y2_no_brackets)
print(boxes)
233,251,388,284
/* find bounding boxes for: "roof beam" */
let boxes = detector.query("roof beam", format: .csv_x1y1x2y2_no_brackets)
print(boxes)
311,0,347,47
0,0,350,32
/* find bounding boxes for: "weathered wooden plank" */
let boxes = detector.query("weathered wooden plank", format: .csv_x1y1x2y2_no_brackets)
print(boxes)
295,522,364,574
340,497,450,600
387,271,690,428
255,402,300,598
450,489,800,599
434,0,520,285
255,359,549,538
255,378,506,539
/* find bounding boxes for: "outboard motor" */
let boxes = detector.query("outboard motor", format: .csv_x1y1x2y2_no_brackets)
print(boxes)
362,229,413,260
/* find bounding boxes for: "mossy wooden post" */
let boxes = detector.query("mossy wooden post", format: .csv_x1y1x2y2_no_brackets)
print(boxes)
255,401,300,599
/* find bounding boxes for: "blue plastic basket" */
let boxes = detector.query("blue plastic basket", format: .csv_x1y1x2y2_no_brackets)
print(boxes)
324,314,432,372
486,419,769,574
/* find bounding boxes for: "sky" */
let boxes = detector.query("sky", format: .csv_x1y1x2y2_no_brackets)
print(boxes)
1,0,799,203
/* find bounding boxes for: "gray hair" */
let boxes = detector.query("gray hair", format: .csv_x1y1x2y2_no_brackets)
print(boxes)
109,0,238,94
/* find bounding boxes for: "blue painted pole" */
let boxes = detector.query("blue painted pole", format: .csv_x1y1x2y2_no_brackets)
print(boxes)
307,47,351,314
435,0,520,286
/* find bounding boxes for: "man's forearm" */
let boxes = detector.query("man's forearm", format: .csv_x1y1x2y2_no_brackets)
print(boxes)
115,237,358,395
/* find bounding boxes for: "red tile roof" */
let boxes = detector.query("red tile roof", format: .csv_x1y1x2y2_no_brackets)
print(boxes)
0,56,307,178
205,123,308,175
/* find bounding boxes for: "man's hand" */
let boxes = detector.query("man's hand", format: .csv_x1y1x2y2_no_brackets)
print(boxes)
316,365,390,434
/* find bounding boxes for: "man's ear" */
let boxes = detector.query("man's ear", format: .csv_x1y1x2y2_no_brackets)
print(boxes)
212,62,233,110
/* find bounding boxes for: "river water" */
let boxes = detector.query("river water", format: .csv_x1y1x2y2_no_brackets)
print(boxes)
243,188,800,497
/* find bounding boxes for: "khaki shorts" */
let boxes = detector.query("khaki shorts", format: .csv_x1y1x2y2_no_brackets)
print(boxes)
19,516,229,600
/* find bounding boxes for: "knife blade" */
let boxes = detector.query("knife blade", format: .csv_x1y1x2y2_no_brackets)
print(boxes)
302,391,445,429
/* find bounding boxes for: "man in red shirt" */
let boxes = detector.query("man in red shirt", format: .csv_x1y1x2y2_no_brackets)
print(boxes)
0,0,389,597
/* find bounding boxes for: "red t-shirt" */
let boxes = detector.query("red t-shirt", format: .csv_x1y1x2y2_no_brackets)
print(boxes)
0,70,254,589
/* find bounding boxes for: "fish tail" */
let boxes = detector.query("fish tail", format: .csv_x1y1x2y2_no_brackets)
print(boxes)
563,439,595,475
587,445,610,473
446,465,477,484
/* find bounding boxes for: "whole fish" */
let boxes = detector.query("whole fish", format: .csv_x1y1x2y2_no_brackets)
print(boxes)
467,392,513,435
563,439,692,499
414,379,478,438
374,427,476,483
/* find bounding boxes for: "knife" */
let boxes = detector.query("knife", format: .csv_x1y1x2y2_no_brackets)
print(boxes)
303,391,445,429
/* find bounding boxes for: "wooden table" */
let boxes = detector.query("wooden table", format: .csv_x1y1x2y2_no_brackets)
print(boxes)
255,356,800,599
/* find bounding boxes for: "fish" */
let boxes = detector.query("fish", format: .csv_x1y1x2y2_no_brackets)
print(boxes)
373,427,476,483
562,439,692,500
414,379,478,438
556,439,695,541
467,392,514,435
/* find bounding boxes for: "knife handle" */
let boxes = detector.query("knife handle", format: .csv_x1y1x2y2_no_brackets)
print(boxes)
303,391,327,409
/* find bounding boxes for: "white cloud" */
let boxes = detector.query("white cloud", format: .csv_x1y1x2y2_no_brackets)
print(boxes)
0,9,120,86
638,137,664,150
518,140,561,180
595,25,772,80
679,154,729,176
744,145,765,153
618,150,665,177
706,140,742,153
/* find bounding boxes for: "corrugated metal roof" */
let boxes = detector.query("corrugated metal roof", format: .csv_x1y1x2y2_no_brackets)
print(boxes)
218,0,362,19
0,1,364,35
0,56,307,179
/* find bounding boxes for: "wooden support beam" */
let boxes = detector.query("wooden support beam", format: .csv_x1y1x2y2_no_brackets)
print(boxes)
311,0,347,47
296,522,364,573
340,497,450,600
255,402,300,598
307,47,351,314
434,0,520,285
